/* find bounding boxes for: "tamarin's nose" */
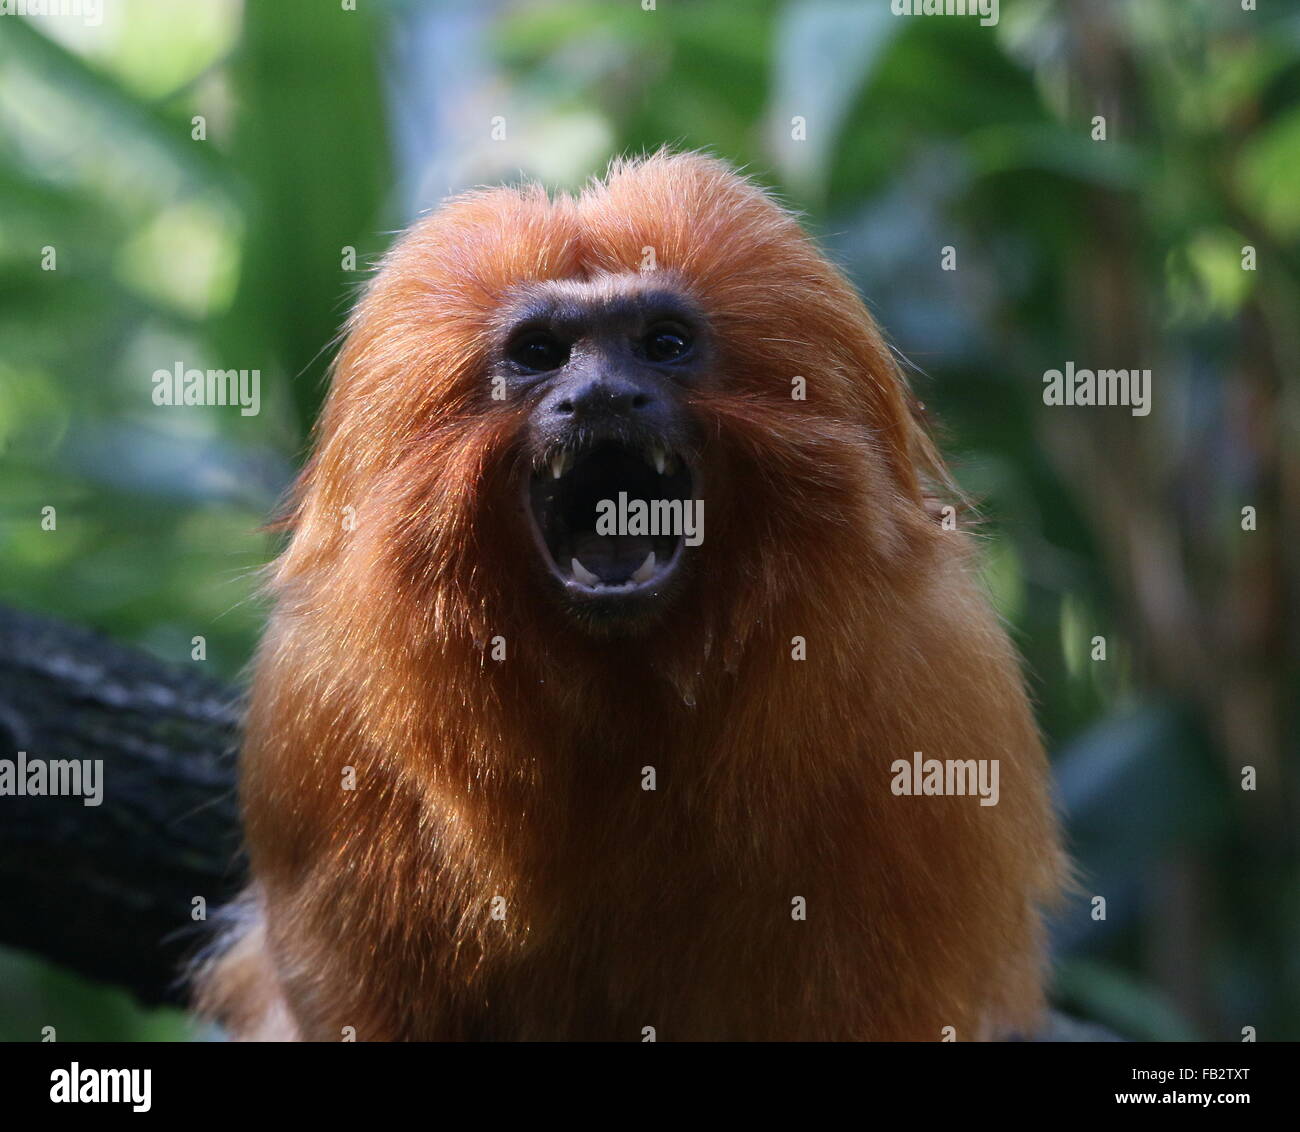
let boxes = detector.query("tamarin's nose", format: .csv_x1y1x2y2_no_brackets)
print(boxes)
552,375,653,421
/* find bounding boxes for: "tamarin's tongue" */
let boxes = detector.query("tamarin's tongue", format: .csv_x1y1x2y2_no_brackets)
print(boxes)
571,531,655,584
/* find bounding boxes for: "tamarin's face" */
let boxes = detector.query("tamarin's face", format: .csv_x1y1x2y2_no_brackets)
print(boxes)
507,272,709,623
299,153,928,647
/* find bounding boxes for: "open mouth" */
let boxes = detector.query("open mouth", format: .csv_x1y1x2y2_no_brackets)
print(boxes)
526,440,696,602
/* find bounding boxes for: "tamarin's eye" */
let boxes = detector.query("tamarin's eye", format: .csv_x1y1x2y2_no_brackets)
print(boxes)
509,330,570,373
642,323,692,363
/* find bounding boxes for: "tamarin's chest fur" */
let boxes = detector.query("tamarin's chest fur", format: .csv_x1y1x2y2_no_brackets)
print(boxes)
244,624,1054,1042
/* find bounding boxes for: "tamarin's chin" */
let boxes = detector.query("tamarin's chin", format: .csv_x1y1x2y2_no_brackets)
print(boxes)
192,149,1066,1042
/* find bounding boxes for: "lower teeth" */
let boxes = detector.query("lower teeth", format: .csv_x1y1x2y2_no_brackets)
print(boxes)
569,548,658,587
570,557,600,585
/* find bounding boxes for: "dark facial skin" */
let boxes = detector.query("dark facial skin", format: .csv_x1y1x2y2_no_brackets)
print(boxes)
498,274,710,626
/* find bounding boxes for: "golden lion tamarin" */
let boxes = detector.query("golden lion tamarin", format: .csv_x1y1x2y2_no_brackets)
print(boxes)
194,151,1065,1041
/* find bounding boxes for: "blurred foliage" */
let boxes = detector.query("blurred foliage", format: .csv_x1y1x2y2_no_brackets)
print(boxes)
0,0,1296,1041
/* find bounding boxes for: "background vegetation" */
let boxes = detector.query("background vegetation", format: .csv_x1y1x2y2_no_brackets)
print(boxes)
0,0,1295,1041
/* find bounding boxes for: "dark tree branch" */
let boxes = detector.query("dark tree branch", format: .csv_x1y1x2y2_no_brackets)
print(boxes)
0,604,243,1006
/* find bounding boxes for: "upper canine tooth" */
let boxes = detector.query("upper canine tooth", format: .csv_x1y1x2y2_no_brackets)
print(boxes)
551,451,569,480
571,557,600,585
650,446,667,475
630,550,656,584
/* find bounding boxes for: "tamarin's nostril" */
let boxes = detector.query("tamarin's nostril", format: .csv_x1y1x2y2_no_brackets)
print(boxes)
555,399,574,414
631,394,651,409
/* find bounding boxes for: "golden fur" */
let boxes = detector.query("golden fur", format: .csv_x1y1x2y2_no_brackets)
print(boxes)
194,151,1065,1041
